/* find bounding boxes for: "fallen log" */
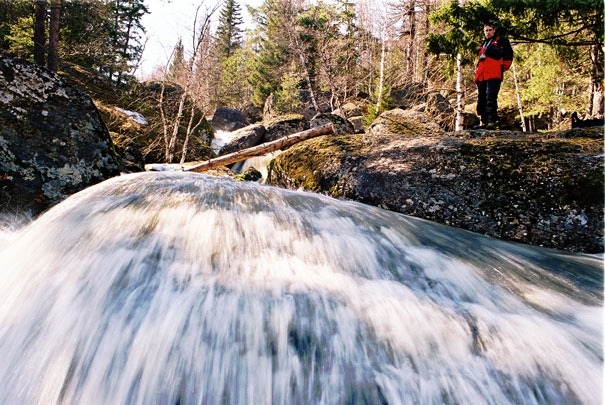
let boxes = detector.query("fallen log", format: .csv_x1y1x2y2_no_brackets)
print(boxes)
184,123,335,173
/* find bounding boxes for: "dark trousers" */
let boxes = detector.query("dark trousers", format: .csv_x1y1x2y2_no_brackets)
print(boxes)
476,79,501,124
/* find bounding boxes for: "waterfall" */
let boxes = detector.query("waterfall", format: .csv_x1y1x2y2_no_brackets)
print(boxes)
210,130,278,180
0,172,601,405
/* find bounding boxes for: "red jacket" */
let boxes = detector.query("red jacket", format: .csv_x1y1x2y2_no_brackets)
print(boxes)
474,35,513,83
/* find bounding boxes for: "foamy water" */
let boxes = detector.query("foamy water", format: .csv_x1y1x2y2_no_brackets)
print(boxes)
0,172,601,404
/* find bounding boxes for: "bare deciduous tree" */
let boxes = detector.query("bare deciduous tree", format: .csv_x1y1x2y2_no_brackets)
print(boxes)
158,2,219,164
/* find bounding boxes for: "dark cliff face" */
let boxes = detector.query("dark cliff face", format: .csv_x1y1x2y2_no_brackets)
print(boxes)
0,56,124,215
267,109,604,254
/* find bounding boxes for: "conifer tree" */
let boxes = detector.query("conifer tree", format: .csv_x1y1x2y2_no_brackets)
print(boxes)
427,0,604,118
214,0,243,59
168,38,187,81
109,0,149,85
247,0,292,107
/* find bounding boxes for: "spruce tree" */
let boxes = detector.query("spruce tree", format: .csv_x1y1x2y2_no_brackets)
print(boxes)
169,38,187,82
214,0,243,59
247,0,292,107
427,0,604,117
108,0,149,84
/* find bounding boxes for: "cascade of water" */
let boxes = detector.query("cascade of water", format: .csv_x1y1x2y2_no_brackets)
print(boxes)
0,172,601,405
210,129,235,153
210,129,278,179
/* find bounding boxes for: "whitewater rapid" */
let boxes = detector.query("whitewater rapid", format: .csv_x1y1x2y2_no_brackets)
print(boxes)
0,172,601,404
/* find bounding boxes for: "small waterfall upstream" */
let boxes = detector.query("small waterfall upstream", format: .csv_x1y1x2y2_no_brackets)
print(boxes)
0,172,601,405
211,129,279,180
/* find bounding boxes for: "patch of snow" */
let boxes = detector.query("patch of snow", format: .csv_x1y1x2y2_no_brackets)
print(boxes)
114,107,148,125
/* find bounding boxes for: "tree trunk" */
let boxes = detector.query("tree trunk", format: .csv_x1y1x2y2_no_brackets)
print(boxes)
419,0,432,85
454,0,465,131
512,65,527,132
588,43,604,117
47,0,61,72
455,53,464,131
33,0,47,66
185,124,335,173
180,104,206,165
376,32,386,114
299,52,320,113
166,86,189,162
406,0,416,78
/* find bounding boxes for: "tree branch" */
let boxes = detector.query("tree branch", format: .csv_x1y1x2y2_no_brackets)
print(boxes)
184,124,335,173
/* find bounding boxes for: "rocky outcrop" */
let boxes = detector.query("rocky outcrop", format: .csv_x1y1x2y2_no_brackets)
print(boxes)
0,56,124,215
267,109,604,253
390,83,427,109
367,108,442,136
333,100,369,133
137,82,215,163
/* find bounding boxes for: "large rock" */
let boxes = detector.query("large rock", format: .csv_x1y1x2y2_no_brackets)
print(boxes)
367,108,442,136
425,92,455,131
310,113,355,135
390,82,427,109
262,114,309,143
0,56,124,214
138,82,215,163
211,107,249,132
218,124,266,156
267,110,604,253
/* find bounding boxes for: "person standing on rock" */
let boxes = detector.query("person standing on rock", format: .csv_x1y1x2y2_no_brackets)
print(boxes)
474,23,513,129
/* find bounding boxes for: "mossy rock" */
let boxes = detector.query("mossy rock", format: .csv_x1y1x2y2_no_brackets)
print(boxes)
262,114,309,143
367,108,442,137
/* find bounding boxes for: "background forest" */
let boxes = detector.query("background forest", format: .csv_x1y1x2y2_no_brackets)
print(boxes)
0,0,603,135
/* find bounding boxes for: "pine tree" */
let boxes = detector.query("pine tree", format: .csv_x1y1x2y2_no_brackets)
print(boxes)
214,0,243,59
247,0,292,107
59,1,114,69
108,0,149,85
168,38,187,82
427,0,604,117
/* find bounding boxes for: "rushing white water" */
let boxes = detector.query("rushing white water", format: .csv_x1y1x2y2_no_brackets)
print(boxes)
0,172,601,405
211,129,278,180
210,129,235,153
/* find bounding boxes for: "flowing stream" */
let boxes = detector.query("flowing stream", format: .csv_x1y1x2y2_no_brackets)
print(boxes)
210,129,278,180
0,172,601,405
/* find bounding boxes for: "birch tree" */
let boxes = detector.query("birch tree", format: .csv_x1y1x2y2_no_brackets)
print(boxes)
159,2,218,163
454,0,464,131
